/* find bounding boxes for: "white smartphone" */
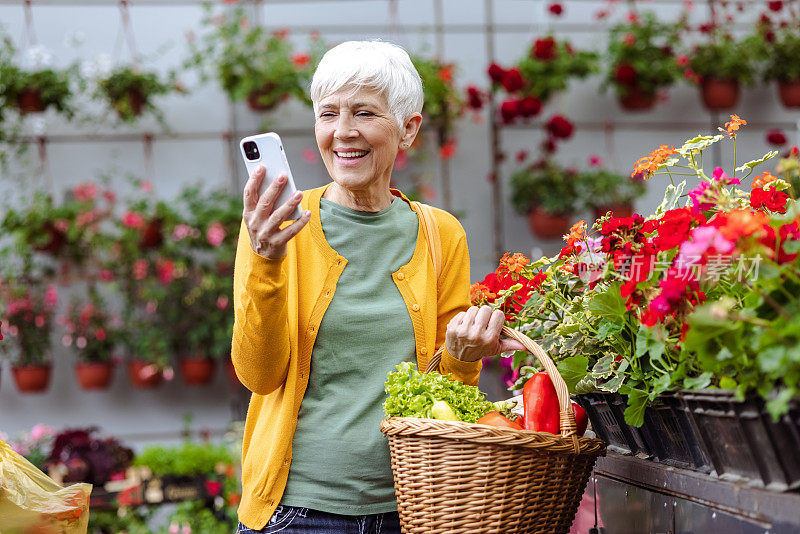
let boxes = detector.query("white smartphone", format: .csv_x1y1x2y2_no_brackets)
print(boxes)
240,132,302,220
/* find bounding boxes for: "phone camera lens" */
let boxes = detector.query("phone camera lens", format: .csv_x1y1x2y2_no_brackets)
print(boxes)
243,141,260,161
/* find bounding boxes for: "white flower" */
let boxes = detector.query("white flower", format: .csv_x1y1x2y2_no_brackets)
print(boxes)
29,116,46,135
64,30,85,47
25,45,53,68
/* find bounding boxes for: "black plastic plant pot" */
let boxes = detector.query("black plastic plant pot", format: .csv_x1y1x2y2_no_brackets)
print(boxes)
641,394,713,473
679,390,800,491
575,392,653,457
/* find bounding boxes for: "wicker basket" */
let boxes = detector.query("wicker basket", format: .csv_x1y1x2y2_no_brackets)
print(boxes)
380,326,607,534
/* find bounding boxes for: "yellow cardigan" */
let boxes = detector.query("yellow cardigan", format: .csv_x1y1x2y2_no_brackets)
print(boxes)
232,185,481,529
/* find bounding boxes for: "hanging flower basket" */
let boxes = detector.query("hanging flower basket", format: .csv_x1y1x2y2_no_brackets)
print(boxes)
11,363,52,393
16,88,46,114
618,87,656,111
778,79,800,108
178,356,216,386
245,83,285,112
527,207,572,240
75,362,115,391
127,360,163,389
111,88,146,120
700,78,740,111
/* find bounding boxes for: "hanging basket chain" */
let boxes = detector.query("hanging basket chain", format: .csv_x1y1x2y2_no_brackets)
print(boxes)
112,0,139,67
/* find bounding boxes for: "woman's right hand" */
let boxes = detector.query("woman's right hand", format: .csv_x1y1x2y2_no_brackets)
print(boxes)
243,165,311,258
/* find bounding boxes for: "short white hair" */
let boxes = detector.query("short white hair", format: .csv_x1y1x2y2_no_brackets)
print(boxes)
310,40,423,127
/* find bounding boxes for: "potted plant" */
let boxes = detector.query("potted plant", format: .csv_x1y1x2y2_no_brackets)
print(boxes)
510,159,579,239
59,289,122,391
683,30,759,111
755,13,800,108
122,317,170,389
603,12,683,111
185,4,324,112
577,167,646,219
0,279,58,393
1,185,116,283
489,35,598,123
94,65,177,123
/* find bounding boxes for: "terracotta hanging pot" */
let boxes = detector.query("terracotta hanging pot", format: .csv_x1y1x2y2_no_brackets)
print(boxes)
179,356,216,386
701,78,740,111
527,207,572,240
246,83,282,112
16,88,46,114
33,222,67,255
113,88,146,120
138,217,164,250
778,79,800,108
593,203,634,220
127,360,163,389
618,87,656,111
75,362,115,391
11,364,52,393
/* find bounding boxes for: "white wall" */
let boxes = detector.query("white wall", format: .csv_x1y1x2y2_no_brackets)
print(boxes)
1,0,799,448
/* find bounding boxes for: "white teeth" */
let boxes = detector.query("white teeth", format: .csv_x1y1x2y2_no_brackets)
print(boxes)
336,150,368,158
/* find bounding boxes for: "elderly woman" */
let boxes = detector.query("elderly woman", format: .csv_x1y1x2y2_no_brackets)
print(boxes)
232,40,522,534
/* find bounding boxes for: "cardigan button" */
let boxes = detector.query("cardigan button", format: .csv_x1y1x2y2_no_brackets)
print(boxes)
397,272,405,281
420,347,428,355
411,303,420,312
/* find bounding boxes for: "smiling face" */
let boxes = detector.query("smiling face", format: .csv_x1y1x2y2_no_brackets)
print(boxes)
315,85,420,209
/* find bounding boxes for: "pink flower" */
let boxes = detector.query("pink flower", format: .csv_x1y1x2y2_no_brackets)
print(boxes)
158,260,175,285
103,190,117,203
35,315,45,327
73,183,97,202
172,224,193,241
99,270,114,281
146,300,158,314
394,150,408,171
302,148,318,163
206,222,226,247
76,210,100,228
54,219,70,233
216,296,229,310
45,284,58,307
589,154,603,167
676,225,735,268
30,424,54,441
204,480,222,496
133,259,148,280
712,166,740,185
122,212,145,228
76,336,87,349
95,329,106,341
139,180,153,193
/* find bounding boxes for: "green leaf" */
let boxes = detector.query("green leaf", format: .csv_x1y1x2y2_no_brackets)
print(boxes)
574,375,598,394
678,134,725,156
719,376,737,389
765,388,795,421
735,151,779,174
655,180,686,216
597,321,624,341
557,355,589,393
588,283,626,319
624,389,649,427
783,240,800,254
683,372,712,390
591,354,615,379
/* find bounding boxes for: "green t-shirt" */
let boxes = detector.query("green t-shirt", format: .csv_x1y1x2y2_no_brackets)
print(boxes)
280,197,419,515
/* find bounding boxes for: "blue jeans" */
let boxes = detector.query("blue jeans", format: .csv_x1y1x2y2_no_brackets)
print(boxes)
237,505,401,534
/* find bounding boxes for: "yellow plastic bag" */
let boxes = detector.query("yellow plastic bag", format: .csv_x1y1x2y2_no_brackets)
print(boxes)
0,440,91,534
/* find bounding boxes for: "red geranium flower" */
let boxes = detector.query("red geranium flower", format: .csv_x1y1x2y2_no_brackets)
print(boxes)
548,3,563,16
501,68,525,92
546,115,574,139
751,187,790,213
466,85,484,110
532,37,557,61
768,1,784,12
518,96,542,118
766,129,787,146
499,100,520,124
614,64,637,85
487,63,506,84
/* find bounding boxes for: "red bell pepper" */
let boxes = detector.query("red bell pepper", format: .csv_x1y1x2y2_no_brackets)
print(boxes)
522,372,588,437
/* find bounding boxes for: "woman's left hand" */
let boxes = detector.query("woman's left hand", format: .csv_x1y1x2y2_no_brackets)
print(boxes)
445,305,526,362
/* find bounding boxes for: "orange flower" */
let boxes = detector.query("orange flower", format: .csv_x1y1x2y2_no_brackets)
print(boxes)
631,145,678,179
753,170,778,189
724,114,747,137
438,65,453,83
497,252,530,275
715,209,769,241
470,282,496,304
564,220,586,247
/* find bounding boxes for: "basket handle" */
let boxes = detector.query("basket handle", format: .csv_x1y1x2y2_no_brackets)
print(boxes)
500,326,578,440
423,326,579,442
